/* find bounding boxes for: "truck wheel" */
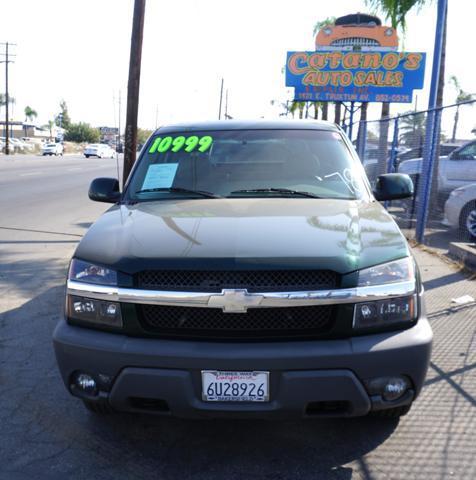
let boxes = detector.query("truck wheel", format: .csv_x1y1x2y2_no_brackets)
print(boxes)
370,404,411,418
459,202,476,242
82,399,114,414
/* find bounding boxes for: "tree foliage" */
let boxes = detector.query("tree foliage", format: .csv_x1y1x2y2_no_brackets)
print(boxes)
312,17,337,36
0,93,15,107
365,0,426,29
24,106,38,122
65,122,100,143
137,128,154,145
399,111,426,148
58,99,71,129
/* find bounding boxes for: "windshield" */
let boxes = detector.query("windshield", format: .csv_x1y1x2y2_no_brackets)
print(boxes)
125,129,367,201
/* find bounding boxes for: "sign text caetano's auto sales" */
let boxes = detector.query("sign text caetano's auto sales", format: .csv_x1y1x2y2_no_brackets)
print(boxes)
286,51,426,103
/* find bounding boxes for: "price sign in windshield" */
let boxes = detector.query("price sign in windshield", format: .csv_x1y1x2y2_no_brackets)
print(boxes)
149,135,213,154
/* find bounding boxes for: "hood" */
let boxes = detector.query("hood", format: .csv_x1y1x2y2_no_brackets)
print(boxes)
75,198,410,275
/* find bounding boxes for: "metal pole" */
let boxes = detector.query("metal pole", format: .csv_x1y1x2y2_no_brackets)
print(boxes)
5,42,9,154
415,0,447,243
225,89,228,119
123,0,146,187
388,117,399,173
218,78,224,120
118,90,121,152
348,101,355,141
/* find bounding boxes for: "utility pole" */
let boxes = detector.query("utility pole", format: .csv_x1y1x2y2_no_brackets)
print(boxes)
0,42,16,155
123,0,146,187
224,89,228,120
218,78,224,120
118,90,122,153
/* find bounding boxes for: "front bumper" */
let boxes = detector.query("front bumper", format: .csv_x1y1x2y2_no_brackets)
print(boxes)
53,314,432,419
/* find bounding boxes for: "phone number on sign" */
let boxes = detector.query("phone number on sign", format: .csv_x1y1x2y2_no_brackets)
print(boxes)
375,94,411,102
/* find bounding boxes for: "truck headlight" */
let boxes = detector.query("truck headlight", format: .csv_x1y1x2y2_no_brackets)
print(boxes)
68,259,117,286
357,257,414,287
67,259,122,328
353,257,417,330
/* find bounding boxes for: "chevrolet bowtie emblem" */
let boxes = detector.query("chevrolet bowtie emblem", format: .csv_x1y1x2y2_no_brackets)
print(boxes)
207,289,264,313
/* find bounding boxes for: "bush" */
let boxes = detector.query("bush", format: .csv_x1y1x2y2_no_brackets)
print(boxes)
65,123,100,143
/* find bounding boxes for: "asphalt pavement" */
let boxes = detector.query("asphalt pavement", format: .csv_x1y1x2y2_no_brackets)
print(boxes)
0,154,475,479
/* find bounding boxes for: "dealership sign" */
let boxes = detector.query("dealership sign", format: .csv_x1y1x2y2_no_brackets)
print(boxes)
286,51,426,103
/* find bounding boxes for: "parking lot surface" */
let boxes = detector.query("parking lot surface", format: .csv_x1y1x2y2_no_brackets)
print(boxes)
0,155,475,479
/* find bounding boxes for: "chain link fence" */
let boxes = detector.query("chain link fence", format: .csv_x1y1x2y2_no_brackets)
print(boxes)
352,100,476,257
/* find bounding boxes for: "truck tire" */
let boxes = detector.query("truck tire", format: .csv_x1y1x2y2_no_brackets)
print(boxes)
82,399,114,414
370,404,411,418
459,202,476,242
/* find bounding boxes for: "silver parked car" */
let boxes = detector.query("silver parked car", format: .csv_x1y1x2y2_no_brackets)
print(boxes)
443,183,476,240
398,140,476,200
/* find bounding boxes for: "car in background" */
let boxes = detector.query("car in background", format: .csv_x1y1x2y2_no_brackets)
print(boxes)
398,140,476,201
83,144,115,158
395,144,459,165
42,142,64,156
443,183,476,241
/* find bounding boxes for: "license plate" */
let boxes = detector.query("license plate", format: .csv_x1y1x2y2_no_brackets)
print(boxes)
201,370,269,402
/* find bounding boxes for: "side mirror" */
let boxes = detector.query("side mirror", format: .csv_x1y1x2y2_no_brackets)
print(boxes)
374,173,413,201
89,177,121,203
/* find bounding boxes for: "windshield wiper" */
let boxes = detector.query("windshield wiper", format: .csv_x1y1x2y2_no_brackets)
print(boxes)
229,188,322,198
135,187,222,198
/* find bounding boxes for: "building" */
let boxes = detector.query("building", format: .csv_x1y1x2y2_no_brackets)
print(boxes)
0,121,65,142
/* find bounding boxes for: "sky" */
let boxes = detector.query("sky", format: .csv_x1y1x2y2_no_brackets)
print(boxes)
1,0,475,139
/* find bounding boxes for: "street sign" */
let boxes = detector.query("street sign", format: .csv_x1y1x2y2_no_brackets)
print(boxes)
286,50,426,103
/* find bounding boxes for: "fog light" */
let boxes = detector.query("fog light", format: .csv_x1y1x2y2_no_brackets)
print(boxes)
382,377,408,401
365,376,410,402
73,372,98,396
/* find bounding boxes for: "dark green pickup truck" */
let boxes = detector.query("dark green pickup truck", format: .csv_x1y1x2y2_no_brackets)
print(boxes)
53,120,432,419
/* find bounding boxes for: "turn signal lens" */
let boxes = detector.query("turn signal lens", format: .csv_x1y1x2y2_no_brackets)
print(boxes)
67,295,123,328
353,295,416,330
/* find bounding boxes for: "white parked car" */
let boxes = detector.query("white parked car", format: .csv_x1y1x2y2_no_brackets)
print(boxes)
443,183,476,241
398,140,476,199
42,142,64,156
83,144,115,158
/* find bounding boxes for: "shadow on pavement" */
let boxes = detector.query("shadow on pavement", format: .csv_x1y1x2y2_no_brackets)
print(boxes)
0,285,399,480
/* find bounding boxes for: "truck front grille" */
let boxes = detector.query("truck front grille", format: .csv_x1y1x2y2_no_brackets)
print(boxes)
137,270,337,292
137,304,334,340
331,37,380,47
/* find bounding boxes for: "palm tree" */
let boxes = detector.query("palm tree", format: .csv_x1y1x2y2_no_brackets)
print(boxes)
47,120,55,141
0,93,15,117
449,76,474,142
24,106,38,123
313,17,337,124
289,101,306,119
399,111,426,151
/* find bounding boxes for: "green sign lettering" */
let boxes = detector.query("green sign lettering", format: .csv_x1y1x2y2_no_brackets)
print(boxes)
148,135,213,154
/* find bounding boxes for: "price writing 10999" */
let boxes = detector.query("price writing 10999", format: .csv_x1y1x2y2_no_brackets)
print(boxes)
149,135,213,154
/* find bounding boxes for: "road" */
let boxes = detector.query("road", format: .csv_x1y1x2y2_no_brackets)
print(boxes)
0,154,121,313
0,154,475,479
